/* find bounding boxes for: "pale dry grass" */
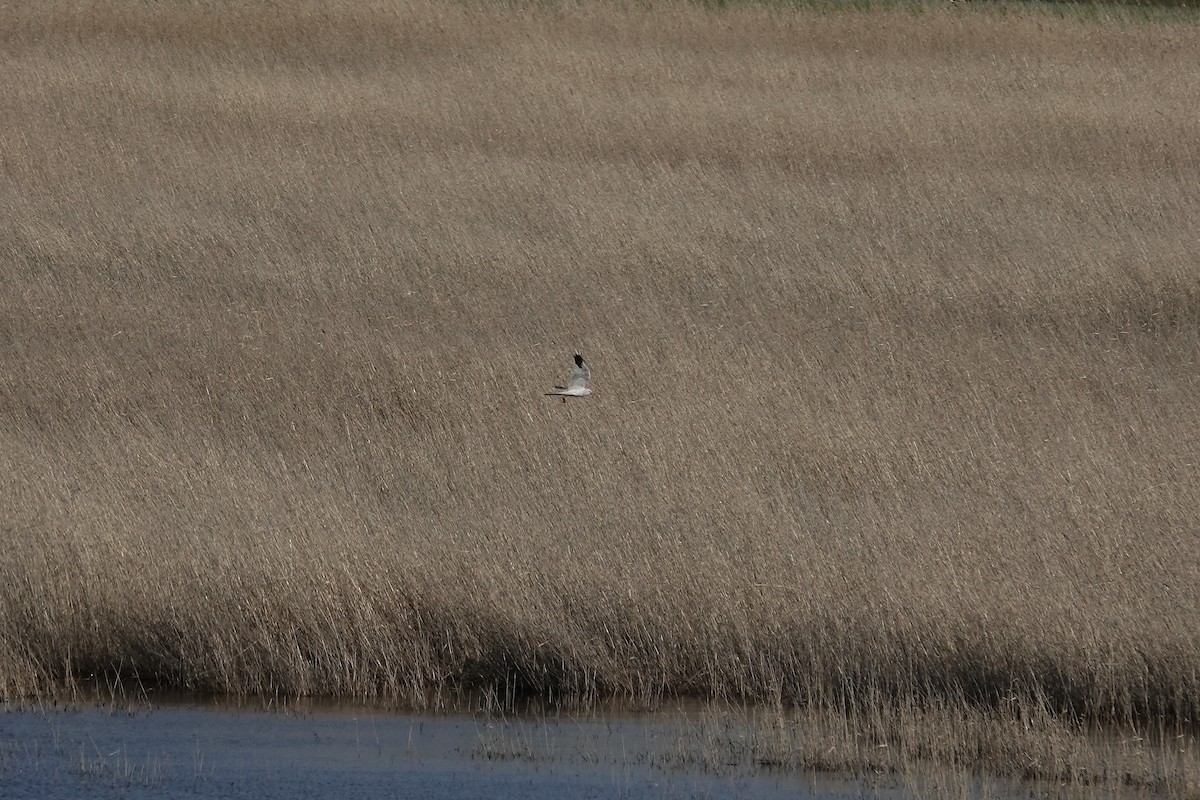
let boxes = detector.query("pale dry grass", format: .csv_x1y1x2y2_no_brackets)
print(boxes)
1,0,1199,789
678,695,1200,797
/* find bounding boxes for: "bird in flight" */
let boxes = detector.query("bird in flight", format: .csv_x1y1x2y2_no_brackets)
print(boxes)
545,353,592,402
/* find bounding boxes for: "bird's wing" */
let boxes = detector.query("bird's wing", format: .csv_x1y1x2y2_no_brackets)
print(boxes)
567,355,590,390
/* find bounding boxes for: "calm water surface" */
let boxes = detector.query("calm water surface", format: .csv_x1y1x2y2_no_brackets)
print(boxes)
0,698,980,799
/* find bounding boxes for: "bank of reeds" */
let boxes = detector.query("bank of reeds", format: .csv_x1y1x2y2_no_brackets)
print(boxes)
2,0,1198,791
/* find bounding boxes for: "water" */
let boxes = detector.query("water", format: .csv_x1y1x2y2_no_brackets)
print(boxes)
0,698,897,800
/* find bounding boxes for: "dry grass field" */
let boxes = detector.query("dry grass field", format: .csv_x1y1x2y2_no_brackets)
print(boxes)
2,0,1199,790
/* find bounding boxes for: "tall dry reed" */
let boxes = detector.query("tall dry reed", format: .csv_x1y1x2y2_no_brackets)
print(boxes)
1,1,1198,785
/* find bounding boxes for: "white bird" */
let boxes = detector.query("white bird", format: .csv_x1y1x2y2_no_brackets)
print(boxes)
545,353,592,402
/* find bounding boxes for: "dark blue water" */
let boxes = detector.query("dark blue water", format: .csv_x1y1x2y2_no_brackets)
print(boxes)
0,699,893,800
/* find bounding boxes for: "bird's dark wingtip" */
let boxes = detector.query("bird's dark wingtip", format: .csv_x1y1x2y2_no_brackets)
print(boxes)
574,353,584,366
